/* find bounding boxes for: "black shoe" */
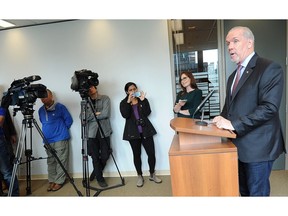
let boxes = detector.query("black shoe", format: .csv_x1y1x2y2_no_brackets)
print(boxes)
0,190,7,196
90,172,95,181
98,179,108,188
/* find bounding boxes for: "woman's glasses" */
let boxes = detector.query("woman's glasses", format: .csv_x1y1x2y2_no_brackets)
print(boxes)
181,77,188,81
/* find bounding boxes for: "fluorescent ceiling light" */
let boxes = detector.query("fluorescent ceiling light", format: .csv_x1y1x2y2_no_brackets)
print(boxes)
0,20,15,28
174,32,184,45
171,20,183,32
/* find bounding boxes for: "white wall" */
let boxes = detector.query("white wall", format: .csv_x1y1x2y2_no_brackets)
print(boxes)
0,20,175,178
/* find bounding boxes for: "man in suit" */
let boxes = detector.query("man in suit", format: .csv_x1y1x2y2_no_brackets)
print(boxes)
213,26,285,196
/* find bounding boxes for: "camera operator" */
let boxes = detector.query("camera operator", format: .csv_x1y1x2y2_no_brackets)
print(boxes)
0,109,17,195
0,94,19,196
119,82,162,187
38,89,73,192
85,85,112,188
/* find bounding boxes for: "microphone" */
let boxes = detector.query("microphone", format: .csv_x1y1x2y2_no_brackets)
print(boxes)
24,75,41,82
193,89,215,126
10,75,41,89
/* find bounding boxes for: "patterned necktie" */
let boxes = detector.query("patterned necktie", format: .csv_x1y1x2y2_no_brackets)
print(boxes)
232,64,242,94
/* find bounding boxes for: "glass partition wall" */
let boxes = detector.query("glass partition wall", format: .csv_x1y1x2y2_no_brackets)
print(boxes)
171,20,220,120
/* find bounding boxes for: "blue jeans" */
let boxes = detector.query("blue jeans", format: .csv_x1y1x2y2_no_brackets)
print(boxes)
238,160,274,196
0,137,19,196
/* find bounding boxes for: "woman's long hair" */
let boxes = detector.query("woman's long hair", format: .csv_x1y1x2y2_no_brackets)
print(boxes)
180,71,198,93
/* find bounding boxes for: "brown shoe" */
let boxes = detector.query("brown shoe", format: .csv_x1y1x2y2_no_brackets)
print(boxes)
52,183,63,192
47,182,55,192
2,180,8,191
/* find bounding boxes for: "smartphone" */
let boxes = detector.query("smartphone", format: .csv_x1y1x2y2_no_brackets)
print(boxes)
133,92,141,97
179,99,187,103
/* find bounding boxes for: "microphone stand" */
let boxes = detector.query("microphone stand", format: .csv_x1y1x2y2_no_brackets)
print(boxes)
195,107,208,126
192,89,215,126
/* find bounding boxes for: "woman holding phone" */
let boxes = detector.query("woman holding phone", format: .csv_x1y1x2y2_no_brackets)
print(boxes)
119,82,162,188
173,71,203,119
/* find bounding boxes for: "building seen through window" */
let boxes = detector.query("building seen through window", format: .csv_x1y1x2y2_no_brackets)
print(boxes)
172,20,220,119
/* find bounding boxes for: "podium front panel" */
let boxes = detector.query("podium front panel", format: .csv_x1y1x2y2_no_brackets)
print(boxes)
169,135,239,196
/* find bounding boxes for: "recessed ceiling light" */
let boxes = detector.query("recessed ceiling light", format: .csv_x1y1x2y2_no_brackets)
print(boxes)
0,20,15,28
188,26,196,30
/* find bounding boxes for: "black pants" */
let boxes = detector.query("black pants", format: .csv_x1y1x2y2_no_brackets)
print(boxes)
87,130,111,182
128,135,156,176
0,139,15,194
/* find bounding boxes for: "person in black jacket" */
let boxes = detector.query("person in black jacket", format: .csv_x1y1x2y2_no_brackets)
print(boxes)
0,108,17,195
0,95,19,196
120,82,162,187
3,110,17,164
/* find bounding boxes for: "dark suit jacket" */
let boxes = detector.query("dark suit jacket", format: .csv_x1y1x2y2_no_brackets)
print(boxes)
221,53,286,163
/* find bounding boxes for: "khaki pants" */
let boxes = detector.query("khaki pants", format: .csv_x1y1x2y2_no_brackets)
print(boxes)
46,140,69,184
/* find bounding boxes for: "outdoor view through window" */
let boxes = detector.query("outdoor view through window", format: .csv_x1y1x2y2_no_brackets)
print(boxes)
172,20,220,119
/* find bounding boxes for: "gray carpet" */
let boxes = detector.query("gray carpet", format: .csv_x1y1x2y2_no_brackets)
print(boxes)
18,175,172,197
270,170,288,196
9,170,288,197
3,171,288,216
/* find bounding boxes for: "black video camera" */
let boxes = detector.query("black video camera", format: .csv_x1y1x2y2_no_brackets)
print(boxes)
5,75,47,109
70,69,99,98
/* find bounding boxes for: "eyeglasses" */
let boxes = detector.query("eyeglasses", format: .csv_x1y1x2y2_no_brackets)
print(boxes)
180,77,188,81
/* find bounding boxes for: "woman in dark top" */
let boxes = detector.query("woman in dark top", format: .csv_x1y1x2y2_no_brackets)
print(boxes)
173,71,203,119
119,82,162,187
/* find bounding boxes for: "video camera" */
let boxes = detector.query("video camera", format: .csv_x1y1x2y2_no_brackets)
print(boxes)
70,69,99,98
4,75,47,115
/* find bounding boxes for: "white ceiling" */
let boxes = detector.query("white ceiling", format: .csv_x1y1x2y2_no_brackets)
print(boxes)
0,19,74,31
1,19,217,52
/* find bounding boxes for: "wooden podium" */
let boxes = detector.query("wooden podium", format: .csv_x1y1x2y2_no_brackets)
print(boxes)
169,117,239,196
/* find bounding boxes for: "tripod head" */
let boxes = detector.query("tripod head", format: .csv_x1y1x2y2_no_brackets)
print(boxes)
79,91,90,100
13,103,35,116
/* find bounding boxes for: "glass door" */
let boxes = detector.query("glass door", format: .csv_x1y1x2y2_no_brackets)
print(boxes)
171,19,220,120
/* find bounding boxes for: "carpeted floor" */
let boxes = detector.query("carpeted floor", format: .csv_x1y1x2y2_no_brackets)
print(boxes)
4,170,288,197
3,171,288,216
269,170,288,196
18,175,172,197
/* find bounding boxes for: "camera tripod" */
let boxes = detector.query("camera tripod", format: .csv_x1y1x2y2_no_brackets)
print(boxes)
20,127,47,196
80,97,125,196
8,111,83,196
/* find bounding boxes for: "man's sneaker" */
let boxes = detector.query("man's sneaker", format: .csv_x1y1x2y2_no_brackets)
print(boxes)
149,173,162,184
136,175,144,187
98,179,108,188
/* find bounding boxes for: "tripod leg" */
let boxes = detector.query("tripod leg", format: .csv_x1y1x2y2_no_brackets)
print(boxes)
8,121,27,196
80,99,91,196
25,148,32,195
85,98,125,196
32,119,83,196
82,153,90,196
81,136,90,196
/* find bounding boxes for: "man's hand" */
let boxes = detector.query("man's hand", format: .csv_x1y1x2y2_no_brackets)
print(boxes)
1,94,12,109
212,116,235,130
